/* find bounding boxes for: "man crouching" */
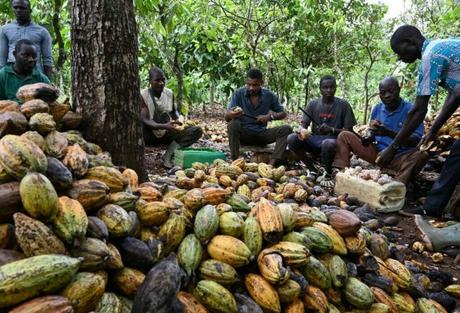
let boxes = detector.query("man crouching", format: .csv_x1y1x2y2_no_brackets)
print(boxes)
141,67,203,168
225,68,292,166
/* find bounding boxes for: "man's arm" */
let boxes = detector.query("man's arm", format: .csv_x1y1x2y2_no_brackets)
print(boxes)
0,28,8,68
225,91,243,122
376,95,430,165
41,29,53,80
425,87,460,142
377,128,421,147
140,97,175,131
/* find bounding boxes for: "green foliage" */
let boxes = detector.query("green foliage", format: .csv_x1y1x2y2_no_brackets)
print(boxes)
0,0,457,119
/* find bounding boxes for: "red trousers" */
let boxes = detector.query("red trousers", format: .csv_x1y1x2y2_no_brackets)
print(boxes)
333,131,429,185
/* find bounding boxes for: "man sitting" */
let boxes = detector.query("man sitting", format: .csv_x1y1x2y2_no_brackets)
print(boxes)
332,77,428,186
141,67,203,168
287,75,356,174
225,68,292,166
0,39,50,101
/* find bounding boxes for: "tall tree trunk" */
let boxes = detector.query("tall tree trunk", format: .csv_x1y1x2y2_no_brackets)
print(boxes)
173,46,184,114
53,0,65,70
363,59,375,124
71,0,144,175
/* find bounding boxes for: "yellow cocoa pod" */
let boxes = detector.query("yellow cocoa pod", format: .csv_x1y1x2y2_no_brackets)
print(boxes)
207,235,252,268
269,241,310,266
256,197,283,243
53,196,88,246
245,273,281,313
158,213,187,256
135,201,170,227
122,168,138,191
84,166,127,192
371,287,398,313
303,285,329,313
177,291,209,313
257,249,290,285
61,271,107,313
63,144,89,177
113,267,145,297
284,298,304,313
313,222,347,255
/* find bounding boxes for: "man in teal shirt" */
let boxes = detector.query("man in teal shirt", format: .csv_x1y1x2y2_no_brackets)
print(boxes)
0,38,49,102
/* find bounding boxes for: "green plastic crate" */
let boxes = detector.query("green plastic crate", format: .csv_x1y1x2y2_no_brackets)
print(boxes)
174,148,226,168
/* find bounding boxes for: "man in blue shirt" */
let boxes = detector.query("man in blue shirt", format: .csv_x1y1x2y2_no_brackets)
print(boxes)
225,68,292,165
0,0,53,79
378,25,460,218
332,77,428,185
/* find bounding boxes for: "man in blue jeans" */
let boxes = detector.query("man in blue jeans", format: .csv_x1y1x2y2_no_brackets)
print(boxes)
378,25,460,219
287,75,356,175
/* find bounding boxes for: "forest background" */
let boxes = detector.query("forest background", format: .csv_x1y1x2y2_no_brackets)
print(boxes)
0,0,459,124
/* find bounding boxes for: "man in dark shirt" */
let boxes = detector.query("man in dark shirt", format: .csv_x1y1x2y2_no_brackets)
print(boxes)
287,75,356,174
225,68,292,166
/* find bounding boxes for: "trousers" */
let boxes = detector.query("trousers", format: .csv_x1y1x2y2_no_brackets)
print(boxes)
227,119,292,160
287,134,337,169
424,139,460,215
333,131,428,185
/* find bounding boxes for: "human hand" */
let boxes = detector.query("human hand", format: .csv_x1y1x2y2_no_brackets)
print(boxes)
256,114,271,125
372,124,390,137
163,122,178,131
419,131,437,151
228,107,244,120
297,128,310,141
361,135,374,147
375,146,396,166
318,124,333,135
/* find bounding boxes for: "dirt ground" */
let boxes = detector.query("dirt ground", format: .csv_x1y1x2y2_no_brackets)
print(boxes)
144,110,460,307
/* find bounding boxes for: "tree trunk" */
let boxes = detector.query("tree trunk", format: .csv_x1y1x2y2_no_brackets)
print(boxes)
71,0,144,175
363,59,375,124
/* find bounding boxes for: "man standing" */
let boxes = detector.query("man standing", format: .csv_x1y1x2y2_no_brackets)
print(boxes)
0,0,53,79
0,39,50,101
377,25,460,217
141,67,203,168
332,77,428,185
225,68,292,166
287,75,356,175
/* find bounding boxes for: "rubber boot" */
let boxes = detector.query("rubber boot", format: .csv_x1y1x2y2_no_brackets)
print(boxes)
162,141,180,168
414,215,460,251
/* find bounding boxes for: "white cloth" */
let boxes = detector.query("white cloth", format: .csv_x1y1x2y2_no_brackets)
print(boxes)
141,87,174,138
